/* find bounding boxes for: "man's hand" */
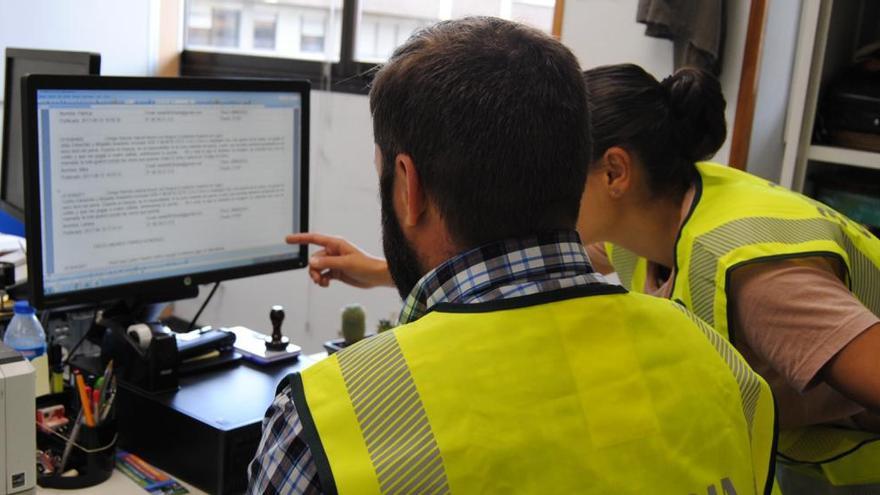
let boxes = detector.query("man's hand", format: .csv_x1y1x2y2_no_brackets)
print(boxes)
286,233,393,289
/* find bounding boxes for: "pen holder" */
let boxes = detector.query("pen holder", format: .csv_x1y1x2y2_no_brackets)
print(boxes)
37,395,117,489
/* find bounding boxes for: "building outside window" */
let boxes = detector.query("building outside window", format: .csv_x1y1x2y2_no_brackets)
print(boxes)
253,12,278,50
187,5,242,48
300,14,327,54
186,0,342,60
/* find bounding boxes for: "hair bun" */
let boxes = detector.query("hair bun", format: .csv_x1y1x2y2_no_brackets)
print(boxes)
660,68,727,162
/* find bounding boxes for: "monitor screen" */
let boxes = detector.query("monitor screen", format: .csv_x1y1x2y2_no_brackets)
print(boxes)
22,76,309,309
2,49,100,221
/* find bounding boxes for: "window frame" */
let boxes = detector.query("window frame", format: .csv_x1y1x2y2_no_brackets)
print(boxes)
179,0,564,95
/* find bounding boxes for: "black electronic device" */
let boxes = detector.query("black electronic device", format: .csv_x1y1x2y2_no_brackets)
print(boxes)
104,321,241,393
20,75,310,312
817,43,880,152
99,320,180,394
2,48,100,221
175,327,237,361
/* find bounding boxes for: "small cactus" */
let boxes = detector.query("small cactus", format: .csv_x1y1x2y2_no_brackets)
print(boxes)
341,304,367,345
377,319,395,333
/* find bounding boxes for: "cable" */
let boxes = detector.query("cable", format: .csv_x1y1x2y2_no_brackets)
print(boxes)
62,309,98,367
39,309,52,342
189,282,221,330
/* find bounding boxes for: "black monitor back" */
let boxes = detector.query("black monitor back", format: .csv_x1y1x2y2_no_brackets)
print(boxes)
1,48,100,221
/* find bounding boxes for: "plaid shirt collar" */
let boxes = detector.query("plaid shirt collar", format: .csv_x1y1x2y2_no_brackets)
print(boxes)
397,230,606,324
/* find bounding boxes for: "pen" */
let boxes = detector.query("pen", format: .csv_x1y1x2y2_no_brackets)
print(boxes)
99,391,116,423
97,361,114,414
59,410,84,473
99,376,117,422
75,373,95,427
92,388,100,423
94,376,105,421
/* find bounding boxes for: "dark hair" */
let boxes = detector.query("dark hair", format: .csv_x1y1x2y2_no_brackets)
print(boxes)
369,17,590,249
583,64,726,198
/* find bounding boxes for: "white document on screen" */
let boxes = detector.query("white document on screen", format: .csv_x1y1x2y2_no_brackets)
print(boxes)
38,97,302,294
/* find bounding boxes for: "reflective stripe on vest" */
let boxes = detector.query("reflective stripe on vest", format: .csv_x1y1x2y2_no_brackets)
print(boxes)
607,163,880,486
604,242,646,292
289,286,777,494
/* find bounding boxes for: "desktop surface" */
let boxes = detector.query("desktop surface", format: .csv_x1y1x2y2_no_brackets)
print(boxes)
37,470,206,495
135,351,317,430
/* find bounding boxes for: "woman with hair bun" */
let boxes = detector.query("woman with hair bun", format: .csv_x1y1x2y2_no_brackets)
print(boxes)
579,64,880,494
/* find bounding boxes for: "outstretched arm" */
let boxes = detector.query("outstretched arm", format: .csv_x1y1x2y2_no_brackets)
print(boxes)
286,233,393,289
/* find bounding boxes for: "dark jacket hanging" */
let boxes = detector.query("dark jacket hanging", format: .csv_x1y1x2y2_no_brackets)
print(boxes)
637,0,726,75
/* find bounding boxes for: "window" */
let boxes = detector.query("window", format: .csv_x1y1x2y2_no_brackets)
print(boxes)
253,13,278,50
355,0,556,62
356,13,434,63
185,0,342,60
181,0,560,94
187,6,241,48
300,15,327,54
511,0,556,31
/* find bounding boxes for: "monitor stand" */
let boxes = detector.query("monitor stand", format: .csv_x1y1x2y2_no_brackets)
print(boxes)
100,285,198,329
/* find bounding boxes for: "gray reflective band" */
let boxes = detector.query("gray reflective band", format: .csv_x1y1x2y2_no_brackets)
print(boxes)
337,332,450,495
781,426,880,463
687,216,880,329
671,303,762,434
610,244,639,290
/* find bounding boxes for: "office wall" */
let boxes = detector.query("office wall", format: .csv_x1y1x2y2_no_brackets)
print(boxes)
562,0,673,80
562,0,752,165
2,0,758,352
0,0,157,160
0,0,156,97
746,0,802,181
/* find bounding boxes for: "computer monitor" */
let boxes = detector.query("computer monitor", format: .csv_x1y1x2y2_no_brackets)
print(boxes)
2,48,100,222
21,75,310,310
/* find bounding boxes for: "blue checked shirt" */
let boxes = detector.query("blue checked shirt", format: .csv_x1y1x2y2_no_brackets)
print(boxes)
247,230,607,494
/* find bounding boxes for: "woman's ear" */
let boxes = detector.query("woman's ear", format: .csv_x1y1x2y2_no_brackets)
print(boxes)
602,146,634,199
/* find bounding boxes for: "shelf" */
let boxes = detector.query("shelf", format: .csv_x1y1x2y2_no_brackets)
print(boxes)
807,145,880,171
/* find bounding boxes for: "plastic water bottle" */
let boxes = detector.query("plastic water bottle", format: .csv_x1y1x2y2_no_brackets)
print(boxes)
4,301,49,395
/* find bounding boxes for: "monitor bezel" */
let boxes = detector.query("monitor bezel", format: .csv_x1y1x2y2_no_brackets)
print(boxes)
2,48,100,222
22,75,311,309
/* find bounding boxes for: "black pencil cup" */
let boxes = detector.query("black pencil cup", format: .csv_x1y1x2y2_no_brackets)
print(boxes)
37,395,117,489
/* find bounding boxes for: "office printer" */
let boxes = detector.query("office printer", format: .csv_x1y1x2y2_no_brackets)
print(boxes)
0,343,35,495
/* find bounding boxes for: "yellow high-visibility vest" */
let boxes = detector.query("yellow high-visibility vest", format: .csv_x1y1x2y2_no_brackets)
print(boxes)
287,285,777,494
606,162,880,486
